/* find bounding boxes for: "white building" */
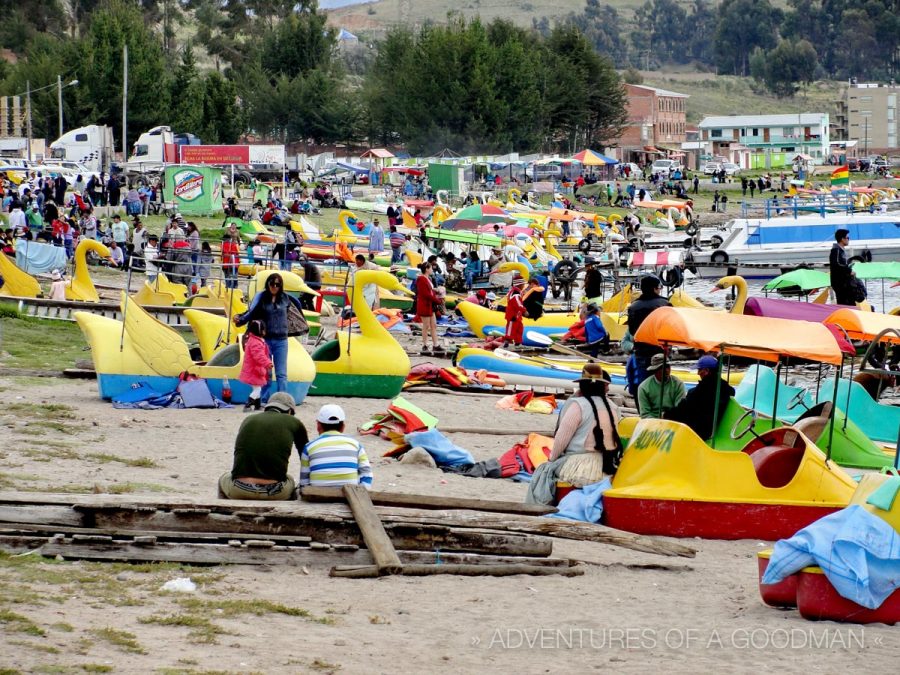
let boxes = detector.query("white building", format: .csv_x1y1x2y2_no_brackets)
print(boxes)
698,113,830,167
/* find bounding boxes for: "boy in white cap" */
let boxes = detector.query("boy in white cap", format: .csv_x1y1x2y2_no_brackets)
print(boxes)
300,404,372,490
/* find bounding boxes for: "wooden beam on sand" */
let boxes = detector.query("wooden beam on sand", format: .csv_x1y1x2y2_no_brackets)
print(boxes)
342,485,402,576
300,487,557,516
0,493,696,558
330,563,585,578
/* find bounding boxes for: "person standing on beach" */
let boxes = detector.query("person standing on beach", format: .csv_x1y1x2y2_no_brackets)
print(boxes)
414,262,441,355
368,218,385,255
829,229,855,305
626,275,670,397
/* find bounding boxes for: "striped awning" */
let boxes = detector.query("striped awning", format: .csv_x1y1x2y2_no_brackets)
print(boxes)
627,250,684,268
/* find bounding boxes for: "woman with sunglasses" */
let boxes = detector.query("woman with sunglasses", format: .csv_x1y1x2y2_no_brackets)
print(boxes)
234,272,306,394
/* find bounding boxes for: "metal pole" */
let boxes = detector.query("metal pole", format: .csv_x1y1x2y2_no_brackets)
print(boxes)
710,355,723,449
57,75,63,137
25,81,32,162
122,44,128,159
771,360,782,430
825,359,842,462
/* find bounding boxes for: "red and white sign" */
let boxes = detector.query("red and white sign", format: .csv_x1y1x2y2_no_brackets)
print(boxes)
179,144,285,165
627,250,684,268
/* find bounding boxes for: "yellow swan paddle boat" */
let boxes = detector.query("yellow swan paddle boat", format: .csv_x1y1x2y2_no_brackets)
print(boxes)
132,273,189,306
65,239,115,302
0,252,41,298
309,269,412,397
74,293,315,404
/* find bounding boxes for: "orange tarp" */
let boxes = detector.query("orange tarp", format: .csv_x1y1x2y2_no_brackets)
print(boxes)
634,307,844,365
825,309,900,343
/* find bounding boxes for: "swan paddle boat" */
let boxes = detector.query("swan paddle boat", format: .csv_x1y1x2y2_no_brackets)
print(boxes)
74,293,316,404
603,307,862,540
309,269,413,397
715,275,872,317
0,252,42,298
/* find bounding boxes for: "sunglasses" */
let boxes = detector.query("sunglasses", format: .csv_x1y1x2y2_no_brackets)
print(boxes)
268,282,282,288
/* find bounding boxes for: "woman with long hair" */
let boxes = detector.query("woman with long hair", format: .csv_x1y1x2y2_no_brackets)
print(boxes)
234,272,306,394
525,364,621,505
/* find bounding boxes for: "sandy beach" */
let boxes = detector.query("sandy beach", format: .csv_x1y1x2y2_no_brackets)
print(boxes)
1,346,899,674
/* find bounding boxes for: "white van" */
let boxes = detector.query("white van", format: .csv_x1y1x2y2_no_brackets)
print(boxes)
651,159,682,177
525,164,563,181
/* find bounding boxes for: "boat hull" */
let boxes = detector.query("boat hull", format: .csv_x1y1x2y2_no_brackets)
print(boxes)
97,373,310,405
308,372,405,398
796,568,900,624
603,495,840,541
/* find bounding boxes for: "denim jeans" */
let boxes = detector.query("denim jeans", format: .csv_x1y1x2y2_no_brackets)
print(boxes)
391,247,402,263
224,266,238,289
266,337,288,393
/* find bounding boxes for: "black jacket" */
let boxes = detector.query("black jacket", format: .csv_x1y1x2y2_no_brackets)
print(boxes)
627,293,670,357
665,375,735,441
829,243,854,305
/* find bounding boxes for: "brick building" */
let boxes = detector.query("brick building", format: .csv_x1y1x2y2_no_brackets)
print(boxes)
615,84,688,164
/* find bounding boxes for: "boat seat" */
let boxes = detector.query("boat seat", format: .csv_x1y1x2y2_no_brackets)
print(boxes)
750,445,806,489
792,402,832,443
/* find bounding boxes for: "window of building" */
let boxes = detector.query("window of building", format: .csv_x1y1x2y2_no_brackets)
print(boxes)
752,128,759,136
860,96,873,102
711,129,722,138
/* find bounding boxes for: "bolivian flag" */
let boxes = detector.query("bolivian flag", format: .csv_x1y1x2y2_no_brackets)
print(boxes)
831,165,850,186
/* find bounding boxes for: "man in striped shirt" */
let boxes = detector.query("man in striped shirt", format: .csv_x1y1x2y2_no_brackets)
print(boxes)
300,405,373,490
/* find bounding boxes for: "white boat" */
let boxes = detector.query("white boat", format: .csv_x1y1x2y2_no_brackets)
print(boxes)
690,212,900,277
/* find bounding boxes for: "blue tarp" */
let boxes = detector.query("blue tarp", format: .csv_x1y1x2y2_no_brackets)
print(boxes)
404,428,474,467
15,238,67,274
761,505,900,610
546,478,611,523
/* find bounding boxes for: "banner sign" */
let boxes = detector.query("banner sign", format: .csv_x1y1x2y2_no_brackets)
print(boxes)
163,165,223,215
180,144,285,165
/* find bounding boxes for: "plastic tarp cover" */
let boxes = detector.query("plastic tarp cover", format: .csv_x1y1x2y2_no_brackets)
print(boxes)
404,428,474,467
15,239,67,274
546,477,612,523
761,505,900,610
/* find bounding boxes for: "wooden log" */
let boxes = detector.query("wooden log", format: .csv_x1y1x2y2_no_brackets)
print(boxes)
300,487,557,516
330,563,585,578
0,535,567,568
0,493,695,558
438,427,554,436
342,485,402,576
0,505,83,527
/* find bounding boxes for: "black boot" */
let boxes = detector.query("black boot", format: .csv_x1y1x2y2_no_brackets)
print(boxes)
243,397,258,413
253,397,261,410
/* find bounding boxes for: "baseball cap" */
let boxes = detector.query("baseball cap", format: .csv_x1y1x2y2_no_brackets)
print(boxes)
316,404,346,424
697,355,719,371
486,292,497,301
476,289,487,298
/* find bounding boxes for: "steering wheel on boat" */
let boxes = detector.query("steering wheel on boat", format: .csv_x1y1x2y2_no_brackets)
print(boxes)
785,390,809,411
731,409,762,441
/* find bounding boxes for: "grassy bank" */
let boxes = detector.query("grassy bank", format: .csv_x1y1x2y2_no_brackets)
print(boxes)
0,308,89,372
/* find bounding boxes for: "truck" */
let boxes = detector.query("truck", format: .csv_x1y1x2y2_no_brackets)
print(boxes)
49,125,115,173
125,126,203,172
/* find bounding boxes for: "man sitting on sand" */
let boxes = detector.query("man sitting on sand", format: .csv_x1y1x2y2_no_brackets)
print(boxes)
218,392,309,500
300,404,372,490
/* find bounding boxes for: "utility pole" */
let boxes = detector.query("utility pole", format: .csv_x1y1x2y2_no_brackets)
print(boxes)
57,75,63,138
122,44,128,162
25,81,32,162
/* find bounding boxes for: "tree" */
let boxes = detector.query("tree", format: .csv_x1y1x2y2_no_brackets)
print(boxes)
168,44,206,136
78,0,170,149
750,39,818,97
260,4,335,78
199,71,242,143
713,0,782,75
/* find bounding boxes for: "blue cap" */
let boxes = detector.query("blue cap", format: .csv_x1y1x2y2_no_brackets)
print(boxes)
697,355,719,370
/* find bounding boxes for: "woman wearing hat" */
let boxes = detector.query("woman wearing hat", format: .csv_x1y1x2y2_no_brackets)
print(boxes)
526,364,621,505
49,269,66,301
504,276,527,346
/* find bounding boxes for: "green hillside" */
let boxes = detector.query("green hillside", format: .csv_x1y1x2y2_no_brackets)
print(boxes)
640,73,841,125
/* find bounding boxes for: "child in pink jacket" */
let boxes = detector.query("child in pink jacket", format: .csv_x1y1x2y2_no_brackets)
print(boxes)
239,320,272,411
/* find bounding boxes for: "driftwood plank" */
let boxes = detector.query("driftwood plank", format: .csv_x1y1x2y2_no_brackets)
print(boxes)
0,493,695,558
342,485,402,576
330,563,585,578
0,505,84,527
5,536,566,568
300,487,556,516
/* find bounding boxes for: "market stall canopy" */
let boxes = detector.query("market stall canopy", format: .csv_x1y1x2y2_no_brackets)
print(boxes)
361,148,395,159
572,149,618,166
634,307,846,364
824,309,900,343
336,162,369,175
